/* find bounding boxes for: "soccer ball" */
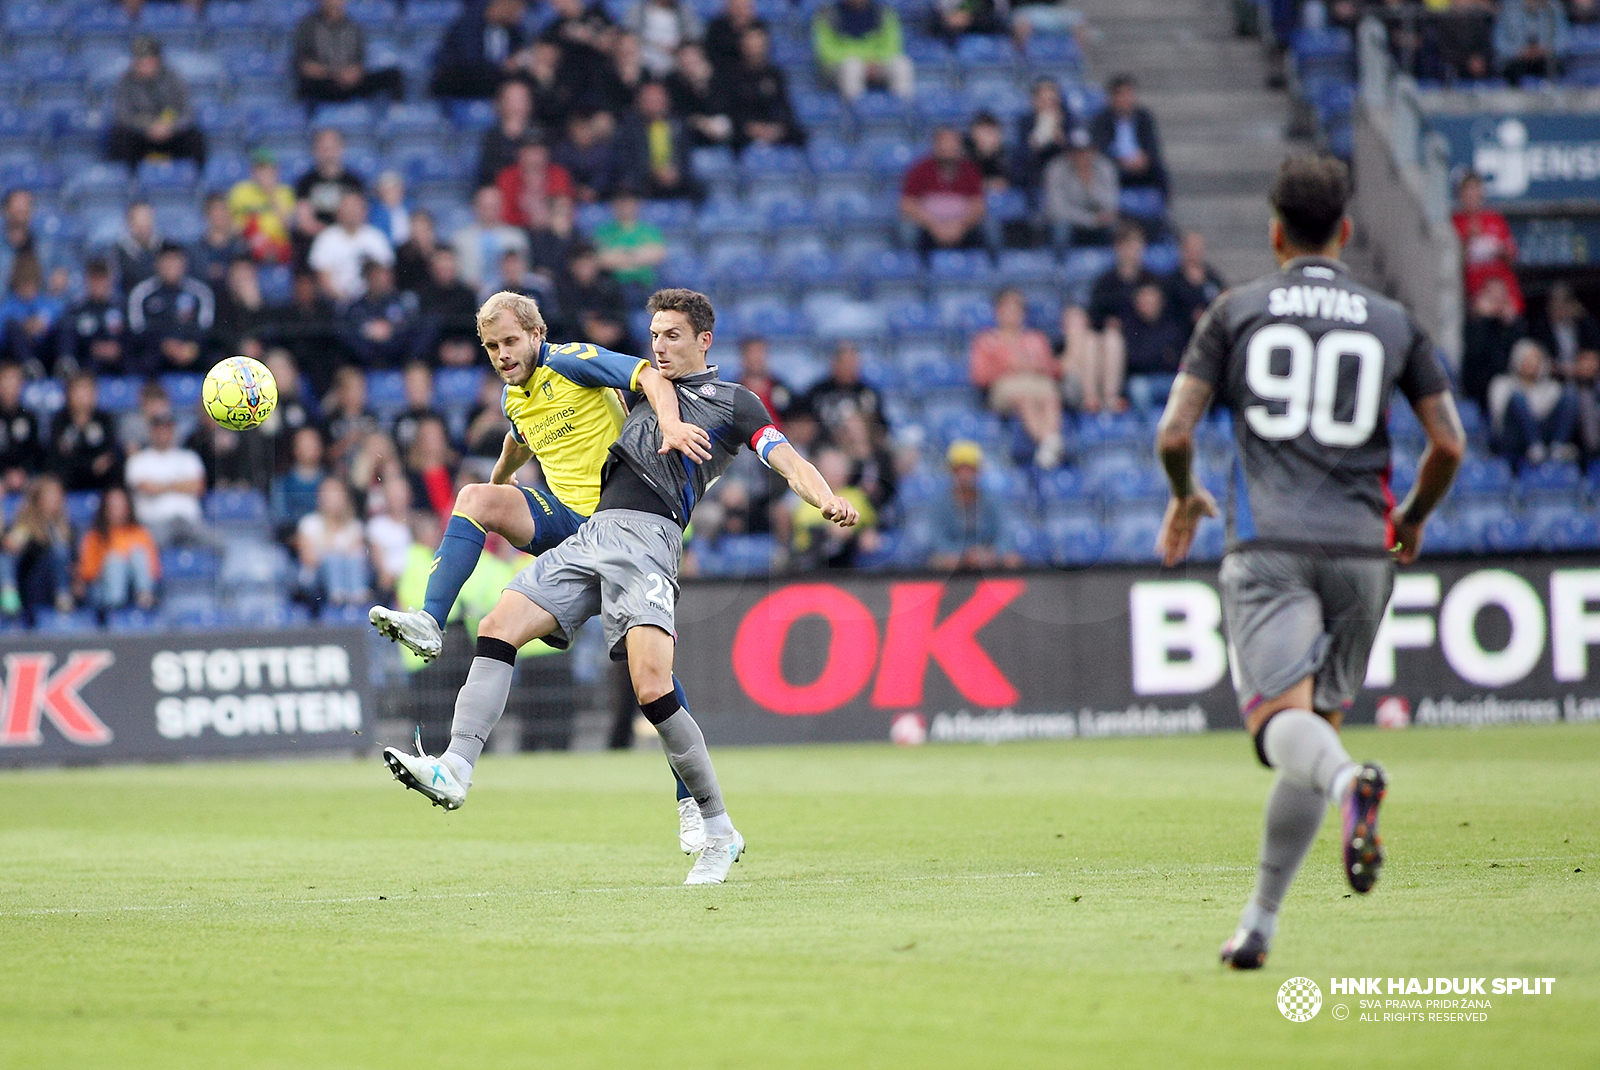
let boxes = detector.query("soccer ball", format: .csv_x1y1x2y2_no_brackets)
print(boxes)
203,356,278,430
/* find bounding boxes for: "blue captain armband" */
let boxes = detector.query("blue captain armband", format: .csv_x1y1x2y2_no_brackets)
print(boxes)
543,341,649,391
749,424,788,467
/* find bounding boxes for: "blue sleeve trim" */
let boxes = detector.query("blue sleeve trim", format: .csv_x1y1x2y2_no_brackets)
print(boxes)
543,340,646,390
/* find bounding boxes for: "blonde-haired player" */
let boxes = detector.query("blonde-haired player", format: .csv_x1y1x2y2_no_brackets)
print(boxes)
370,293,713,840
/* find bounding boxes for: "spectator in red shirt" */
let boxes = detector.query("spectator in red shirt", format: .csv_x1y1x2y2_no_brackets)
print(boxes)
734,336,793,424
1453,170,1524,315
496,138,576,230
900,126,988,259
969,288,1064,468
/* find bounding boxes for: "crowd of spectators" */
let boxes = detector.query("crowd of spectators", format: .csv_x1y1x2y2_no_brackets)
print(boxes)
1302,0,1596,86
1455,171,1600,467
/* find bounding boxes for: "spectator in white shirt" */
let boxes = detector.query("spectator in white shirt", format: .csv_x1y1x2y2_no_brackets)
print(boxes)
452,185,530,293
124,411,207,546
1489,338,1580,466
307,190,394,303
365,473,413,601
296,475,371,606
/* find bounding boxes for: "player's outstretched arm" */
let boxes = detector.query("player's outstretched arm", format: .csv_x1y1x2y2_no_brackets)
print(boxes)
1154,372,1219,566
1390,390,1467,565
637,366,712,462
490,431,535,486
767,442,859,528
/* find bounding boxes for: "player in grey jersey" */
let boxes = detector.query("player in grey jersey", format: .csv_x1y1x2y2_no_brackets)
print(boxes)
385,289,859,885
1154,156,1466,969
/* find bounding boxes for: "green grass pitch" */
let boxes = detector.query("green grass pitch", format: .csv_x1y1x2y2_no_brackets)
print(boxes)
0,724,1595,1070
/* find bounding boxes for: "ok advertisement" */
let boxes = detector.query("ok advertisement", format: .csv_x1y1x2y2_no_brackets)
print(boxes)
672,557,1600,745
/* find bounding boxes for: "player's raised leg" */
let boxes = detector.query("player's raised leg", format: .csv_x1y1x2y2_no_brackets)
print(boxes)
371,482,541,662
626,625,740,884
382,588,556,809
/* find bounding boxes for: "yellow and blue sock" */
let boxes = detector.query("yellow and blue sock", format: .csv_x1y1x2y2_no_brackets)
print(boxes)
423,513,488,627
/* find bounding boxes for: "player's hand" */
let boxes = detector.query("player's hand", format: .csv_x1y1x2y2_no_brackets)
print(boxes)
821,496,859,528
1390,507,1424,565
1156,488,1218,567
658,419,712,463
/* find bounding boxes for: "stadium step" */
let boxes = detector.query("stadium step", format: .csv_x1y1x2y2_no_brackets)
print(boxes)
1075,0,1307,284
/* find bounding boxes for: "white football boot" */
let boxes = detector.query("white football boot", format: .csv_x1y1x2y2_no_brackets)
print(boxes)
678,797,706,854
383,730,468,811
369,606,444,663
684,831,743,885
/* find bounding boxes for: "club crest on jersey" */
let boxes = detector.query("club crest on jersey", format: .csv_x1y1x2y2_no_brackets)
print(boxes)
541,381,554,400
1267,284,1368,324
698,384,717,397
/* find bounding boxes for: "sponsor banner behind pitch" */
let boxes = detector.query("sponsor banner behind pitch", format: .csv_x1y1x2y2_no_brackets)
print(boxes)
672,557,1600,745
0,627,370,766
1427,113,1600,204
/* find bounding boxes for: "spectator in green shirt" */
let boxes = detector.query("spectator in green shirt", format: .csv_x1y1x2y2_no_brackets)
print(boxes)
593,190,666,289
812,0,915,101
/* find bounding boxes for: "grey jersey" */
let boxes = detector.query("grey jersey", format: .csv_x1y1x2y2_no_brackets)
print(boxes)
600,366,784,527
1180,256,1452,555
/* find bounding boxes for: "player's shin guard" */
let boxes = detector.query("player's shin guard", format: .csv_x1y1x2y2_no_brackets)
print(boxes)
442,636,517,779
422,513,488,627
642,691,726,822
1260,709,1359,804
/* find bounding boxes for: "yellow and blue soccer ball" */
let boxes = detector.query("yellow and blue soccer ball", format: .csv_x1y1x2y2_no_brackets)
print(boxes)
203,356,278,431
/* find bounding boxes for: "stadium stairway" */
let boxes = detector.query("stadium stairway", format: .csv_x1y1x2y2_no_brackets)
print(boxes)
1073,0,1307,285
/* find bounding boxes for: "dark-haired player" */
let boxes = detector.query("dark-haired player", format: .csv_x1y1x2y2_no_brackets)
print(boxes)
1154,155,1465,968
385,289,859,884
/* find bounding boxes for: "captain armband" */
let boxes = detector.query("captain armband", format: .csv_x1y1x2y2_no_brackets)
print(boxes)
750,425,788,468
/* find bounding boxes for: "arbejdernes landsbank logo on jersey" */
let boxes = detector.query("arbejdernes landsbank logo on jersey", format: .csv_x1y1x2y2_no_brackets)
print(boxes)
1277,977,1323,1022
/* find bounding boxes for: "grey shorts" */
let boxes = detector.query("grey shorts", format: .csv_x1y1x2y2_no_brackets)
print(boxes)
506,509,682,661
1219,548,1395,720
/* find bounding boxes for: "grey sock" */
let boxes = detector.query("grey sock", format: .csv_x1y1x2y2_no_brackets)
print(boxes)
443,656,515,772
1261,709,1358,802
654,709,727,820
1245,774,1327,927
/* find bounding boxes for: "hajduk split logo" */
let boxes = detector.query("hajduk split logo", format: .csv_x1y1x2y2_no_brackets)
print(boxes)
1277,977,1323,1022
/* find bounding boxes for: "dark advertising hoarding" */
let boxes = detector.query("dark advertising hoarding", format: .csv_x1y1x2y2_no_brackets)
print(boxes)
0,627,370,766
672,558,1600,745
1427,112,1600,205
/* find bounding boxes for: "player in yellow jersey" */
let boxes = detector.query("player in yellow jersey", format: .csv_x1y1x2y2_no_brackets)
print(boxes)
370,290,707,662
371,291,715,848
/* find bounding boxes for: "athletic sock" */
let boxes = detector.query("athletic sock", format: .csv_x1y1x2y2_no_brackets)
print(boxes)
1261,709,1360,804
442,637,517,778
670,676,692,802
422,514,488,627
702,812,734,839
641,691,727,821
1241,774,1326,936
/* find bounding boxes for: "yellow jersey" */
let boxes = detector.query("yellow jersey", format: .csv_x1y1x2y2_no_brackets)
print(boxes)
502,340,649,516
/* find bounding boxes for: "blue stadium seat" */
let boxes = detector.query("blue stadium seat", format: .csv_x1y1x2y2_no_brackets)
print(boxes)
697,198,766,239
96,376,145,415
0,159,61,193
793,91,847,134
956,35,1016,71
436,367,486,407
1119,187,1166,222
808,297,889,342
1103,508,1163,563
312,101,378,136
65,492,101,532
34,609,101,635
378,102,448,139
106,607,161,633
1518,461,1582,502
1023,34,1083,70
4,2,71,39
699,534,777,577
1044,510,1105,566
928,249,994,283
1063,247,1116,285
0,107,46,147
862,137,919,177
367,370,407,414
160,374,205,413
986,188,1030,224
206,490,270,523
1452,455,1512,498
